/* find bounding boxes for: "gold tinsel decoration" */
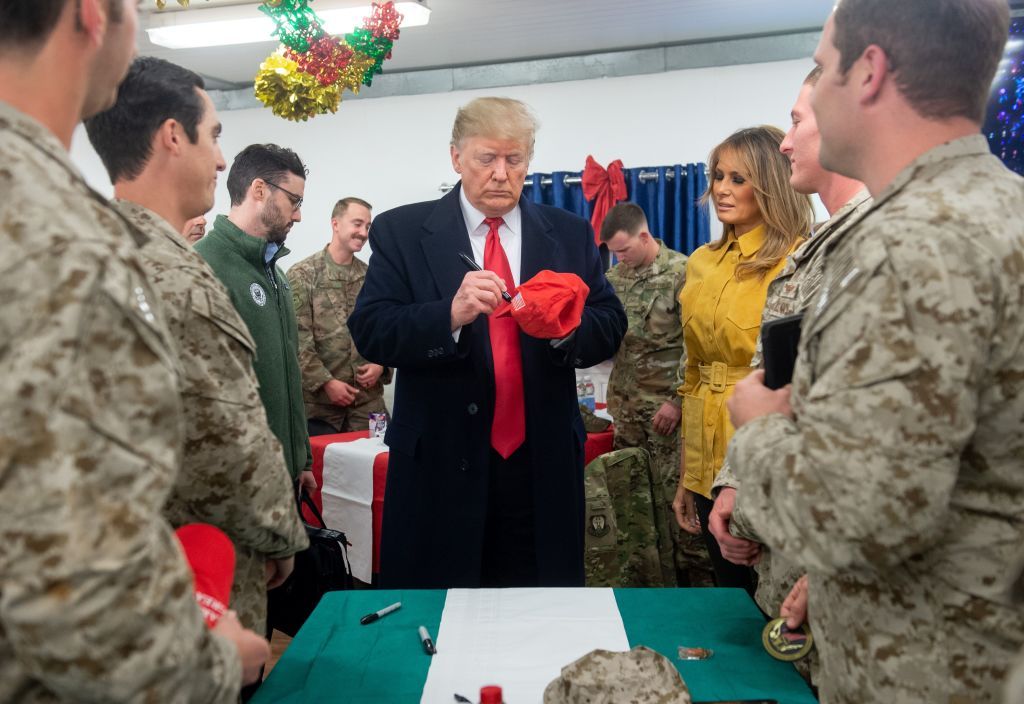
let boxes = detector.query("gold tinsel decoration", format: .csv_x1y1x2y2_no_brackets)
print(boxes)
254,52,341,122
334,51,377,94
155,0,191,8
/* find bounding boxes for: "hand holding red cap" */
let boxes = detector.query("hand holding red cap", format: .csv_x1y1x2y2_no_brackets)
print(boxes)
495,269,589,339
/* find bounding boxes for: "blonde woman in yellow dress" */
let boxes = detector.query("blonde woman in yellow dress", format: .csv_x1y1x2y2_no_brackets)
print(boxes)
672,126,814,591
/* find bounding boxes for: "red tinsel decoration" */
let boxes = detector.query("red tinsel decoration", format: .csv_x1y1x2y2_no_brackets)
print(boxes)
363,1,403,41
286,36,354,86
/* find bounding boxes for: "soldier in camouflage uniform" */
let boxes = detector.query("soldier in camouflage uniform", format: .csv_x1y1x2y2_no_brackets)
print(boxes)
0,1,263,698
288,198,392,435
706,69,873,637
84,57,309,636
726,2,1024,701
583,447,663,587
600,203,714,588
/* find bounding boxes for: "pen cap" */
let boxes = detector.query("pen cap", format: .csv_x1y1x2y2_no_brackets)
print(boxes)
480,685,503,704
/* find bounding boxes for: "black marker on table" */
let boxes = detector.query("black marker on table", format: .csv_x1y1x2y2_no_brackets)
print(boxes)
359,601,401,625
418,625,436,655
458,252,514,303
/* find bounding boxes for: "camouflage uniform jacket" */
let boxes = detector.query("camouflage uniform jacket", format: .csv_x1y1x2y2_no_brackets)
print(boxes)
0,102,240,702
605,240,687,416
583,447,664,588
287,248,392,428
728,135,1024,703
711,190,873,617
119,201,309,633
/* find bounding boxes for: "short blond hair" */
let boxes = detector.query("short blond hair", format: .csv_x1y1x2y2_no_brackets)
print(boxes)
331,197,372,220
451,97,539,159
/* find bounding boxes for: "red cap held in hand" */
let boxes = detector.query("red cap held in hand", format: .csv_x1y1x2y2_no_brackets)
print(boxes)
494,270,589,340
175,523,236,628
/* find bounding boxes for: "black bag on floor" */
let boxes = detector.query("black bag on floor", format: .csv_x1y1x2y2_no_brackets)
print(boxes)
267,489,353,637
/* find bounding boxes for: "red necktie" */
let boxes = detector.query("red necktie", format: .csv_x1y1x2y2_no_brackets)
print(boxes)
484,217,525,458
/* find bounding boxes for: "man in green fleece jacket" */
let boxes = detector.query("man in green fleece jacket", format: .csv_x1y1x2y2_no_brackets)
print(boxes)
195,143,316,495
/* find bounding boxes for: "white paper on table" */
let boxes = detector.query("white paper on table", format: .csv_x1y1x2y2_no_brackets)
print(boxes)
420,588,630,704
319,436,385,583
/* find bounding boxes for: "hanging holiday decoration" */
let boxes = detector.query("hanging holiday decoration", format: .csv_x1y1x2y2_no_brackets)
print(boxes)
343,27,393,85
259,0,324,53
286,35,354,85
333,53,376,94
255,0,405,121
363,1,402,40
254,51,342,122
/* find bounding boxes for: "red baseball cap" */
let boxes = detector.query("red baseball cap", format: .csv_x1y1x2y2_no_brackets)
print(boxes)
495,270,589,339
175,523,236,628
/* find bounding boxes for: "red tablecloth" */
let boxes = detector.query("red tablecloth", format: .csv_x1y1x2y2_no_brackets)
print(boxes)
308,427,615,576
308,432,387,574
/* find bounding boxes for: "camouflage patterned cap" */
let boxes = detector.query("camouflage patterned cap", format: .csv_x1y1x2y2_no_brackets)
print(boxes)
543,646,692,703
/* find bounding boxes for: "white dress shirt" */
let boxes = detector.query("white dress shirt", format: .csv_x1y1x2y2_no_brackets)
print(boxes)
459,188,522,287
452,190,523,341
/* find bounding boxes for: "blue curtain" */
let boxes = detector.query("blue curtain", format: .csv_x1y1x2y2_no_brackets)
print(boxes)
525,163,710,255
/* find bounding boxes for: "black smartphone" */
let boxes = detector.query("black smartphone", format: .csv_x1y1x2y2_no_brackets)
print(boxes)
761,313,804,390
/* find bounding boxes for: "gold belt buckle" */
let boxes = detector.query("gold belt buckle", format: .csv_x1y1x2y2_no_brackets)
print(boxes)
709,361,727,392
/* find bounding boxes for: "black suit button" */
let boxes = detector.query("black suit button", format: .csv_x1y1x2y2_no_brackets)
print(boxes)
467,403,478,415
459,459,469,471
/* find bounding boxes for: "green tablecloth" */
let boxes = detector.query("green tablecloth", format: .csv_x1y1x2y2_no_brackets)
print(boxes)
253,588,817,703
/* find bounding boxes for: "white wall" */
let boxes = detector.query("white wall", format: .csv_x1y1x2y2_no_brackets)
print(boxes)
70,56,825,266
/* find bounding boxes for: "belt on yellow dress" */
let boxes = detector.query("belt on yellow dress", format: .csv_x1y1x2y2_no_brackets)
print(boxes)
698,361,751,393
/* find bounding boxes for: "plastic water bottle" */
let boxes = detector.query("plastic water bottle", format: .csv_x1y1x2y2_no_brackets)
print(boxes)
581,375,596,412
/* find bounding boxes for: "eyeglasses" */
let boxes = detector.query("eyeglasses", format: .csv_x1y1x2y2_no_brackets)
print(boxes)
265,180,304,211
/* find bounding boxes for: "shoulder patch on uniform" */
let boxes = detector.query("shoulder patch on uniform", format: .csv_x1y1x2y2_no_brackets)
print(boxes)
588,514,611,538
250,282,267,307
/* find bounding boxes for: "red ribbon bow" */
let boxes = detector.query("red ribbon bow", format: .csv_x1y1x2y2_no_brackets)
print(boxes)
581,156,627,246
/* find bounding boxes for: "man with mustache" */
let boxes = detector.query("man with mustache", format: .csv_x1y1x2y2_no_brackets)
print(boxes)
195,144,318,499
288,197,392,435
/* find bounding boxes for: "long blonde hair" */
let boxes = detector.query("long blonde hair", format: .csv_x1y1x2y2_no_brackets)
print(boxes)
701,126,814,280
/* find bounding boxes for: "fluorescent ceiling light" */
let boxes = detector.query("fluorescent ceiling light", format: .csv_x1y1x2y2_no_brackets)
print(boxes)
146,0,429,50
